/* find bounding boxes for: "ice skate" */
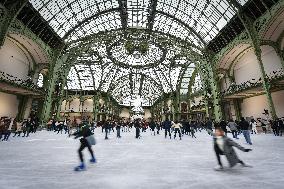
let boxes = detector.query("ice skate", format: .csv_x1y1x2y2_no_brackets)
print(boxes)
74,163,85,171
90,158,96,164
214,165,224,171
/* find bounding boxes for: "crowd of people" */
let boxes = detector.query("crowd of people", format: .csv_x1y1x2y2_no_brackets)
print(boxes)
0,116,40,141
2,114,284,144
2,114,284,172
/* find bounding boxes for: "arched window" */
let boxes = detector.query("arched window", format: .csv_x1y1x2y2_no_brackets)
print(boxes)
37,73,44,88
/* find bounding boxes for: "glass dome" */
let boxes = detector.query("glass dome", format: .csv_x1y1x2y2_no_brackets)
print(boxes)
29,0,249,106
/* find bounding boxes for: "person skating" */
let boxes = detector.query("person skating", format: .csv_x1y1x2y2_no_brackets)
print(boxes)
149,119,156,136
189,121,196,138
206,117,213,135
213,127,252,171
279,118,284,136
250,119,258,135
163,118,172,139
13,121,23,137
22,118,32,137
3,118,15,141
172,120,182,140
227,119,239,139
219,119,227,136
239,117,252,145
116,121,121,138
134,119,141,139
156,121,161,135
103,120,110,140
71,118,96,171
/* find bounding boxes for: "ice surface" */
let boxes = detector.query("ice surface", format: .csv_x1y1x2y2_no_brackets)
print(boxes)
0,130,284,189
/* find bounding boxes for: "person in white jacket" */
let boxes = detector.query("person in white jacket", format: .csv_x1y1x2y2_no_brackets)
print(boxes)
250,119,258,134
172,121,183,140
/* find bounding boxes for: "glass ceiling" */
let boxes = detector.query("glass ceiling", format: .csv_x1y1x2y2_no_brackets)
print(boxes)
29,0,249,106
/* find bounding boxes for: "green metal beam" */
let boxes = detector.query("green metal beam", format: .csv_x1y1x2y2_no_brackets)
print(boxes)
0,0,28,47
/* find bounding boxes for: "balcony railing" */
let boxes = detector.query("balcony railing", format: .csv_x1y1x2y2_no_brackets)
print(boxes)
221,68,284,96
0,71,43,93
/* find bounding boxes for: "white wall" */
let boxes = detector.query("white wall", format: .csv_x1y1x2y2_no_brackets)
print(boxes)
241,90,284,119
234,45,282,85
0,38,36,119
144,108,152,119
119,108,130,118
0,38,30,81
0,92,19,118
191,96,204,107
61,98,107,112
69,98,80,112
61,100,67,111
83,99,93,112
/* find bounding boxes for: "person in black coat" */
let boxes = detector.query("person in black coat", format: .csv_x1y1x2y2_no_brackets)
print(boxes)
214,127,252,171
103,120,110,140
279,118,284,136
206,117,213,135
116,121,121,138
71,118,96,171
189,121,196,138
22,118,32,137
134,119,141,139
163,118,172,139
149,119,156,136
156,121,161,135
239,117,252,145
219,120,227,136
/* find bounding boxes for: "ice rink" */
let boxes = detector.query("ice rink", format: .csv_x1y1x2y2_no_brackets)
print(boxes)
0,129,284,189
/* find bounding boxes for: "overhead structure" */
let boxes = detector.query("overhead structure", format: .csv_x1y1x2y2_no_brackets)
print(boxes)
27,0,249,106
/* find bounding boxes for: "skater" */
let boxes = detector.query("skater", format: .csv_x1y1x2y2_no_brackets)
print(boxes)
22,118,32,137
149,119,156,136
134,119,141,139
156,121,161,135
250,119,258,135
1,118,8,141
239,117,252,145
55,121,64,134
279,118,284,136
260,119,268,134
213,127,252,171
116,121,121,138
172,120,182,140
189,121,196,138
0,118,5,141
103,120,110,140
71,118,96,171
206,117,213,135
3,118,15,141
163,118,172,139
219,119,227,136
13,121,23,137
227,119,239,139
